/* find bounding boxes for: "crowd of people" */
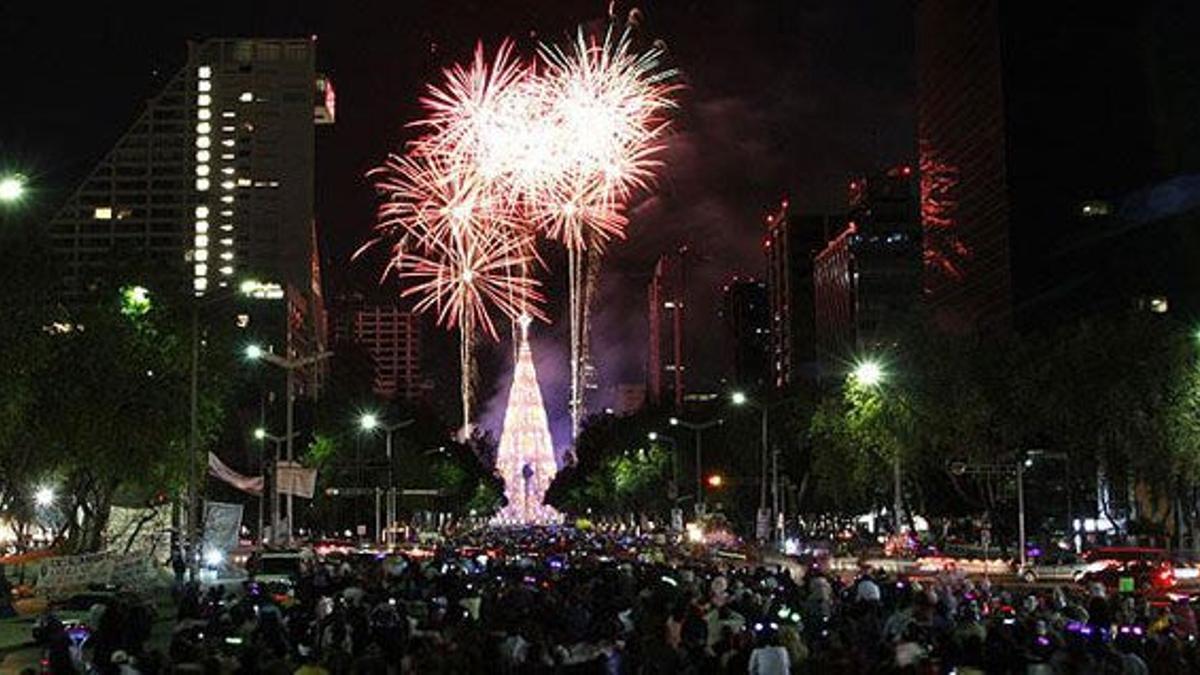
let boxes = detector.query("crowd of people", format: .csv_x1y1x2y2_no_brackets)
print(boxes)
30,528,1200,674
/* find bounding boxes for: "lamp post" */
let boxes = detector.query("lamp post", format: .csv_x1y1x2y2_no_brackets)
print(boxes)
253,428,294,547
730,391,777,545
246,345,333,545
648,431,683,531
360,414,414,547
669,416,723,515
848,359,901,533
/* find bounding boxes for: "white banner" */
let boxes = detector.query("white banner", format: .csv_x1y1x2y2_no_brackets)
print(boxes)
35,552,159,599
208,452,264,495
277,461,317,499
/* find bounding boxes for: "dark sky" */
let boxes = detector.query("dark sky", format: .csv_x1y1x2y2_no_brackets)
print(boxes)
1,1,914,445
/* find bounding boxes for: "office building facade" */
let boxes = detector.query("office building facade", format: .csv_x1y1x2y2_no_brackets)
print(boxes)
47,38,334,377
813,166,921,376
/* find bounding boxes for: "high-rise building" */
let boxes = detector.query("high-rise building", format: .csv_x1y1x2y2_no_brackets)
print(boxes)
720,277,769,389
647,248,688,410
351,306,423,401
47,38,334,369
813,165,921,376
918,2,1200,328
916,0,1011,333
764,201,837,390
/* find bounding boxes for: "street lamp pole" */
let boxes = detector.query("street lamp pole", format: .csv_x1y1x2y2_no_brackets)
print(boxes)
360,414,414,547
253,429,291,547
248,347,333,545
670,417,722,514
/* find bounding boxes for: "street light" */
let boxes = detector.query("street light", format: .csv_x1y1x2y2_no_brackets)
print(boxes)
359,414,414,547
847,357,903,535
244,344,333,544
706,474,724,488
0,174,27,204
648,431,683,531
253,428,289,546
852,359,883,387
730,390,774,543
34,486,55,508
670,416,724,515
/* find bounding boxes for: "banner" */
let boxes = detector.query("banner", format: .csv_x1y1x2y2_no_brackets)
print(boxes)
208,452,264,496
36,552,159,599
277,461,317,499
202,501,244,554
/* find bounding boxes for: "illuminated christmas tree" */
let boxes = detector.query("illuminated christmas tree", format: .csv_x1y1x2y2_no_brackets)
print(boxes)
494,315,560,524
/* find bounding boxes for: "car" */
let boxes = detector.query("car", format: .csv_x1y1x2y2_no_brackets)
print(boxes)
252,550,304,586
1018,549,1090,583
1079,559,1176,594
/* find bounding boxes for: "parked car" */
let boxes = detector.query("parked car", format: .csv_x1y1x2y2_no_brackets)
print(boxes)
1018,549,1090,583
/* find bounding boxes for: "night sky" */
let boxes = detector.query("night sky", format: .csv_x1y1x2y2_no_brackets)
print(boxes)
1,1,914,444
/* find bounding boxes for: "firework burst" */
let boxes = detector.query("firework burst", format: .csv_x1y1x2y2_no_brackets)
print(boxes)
369,23,678,435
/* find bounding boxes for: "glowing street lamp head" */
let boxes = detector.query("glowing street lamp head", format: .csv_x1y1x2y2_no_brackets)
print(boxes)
669,417,679,426
253,428,267,440
120,285,152,317
851,360,883,387
730,391,748,406
0,174,27,203
244,344,264,360
706,474,724,488
34,486,55,507
647,431,658,442
360,413,379,431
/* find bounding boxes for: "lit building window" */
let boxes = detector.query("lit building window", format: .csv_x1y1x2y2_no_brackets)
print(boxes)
220,195,234,204
195,205,209,218
196,122,211,134
239,92,254,102
194,277,208,292
219,237,234,246
195,178,210,191
219,225,234,232
219,209,233,217
197,94,211,106
219,266,234,275
197,109,211,121
221,167,235,175
219,252,234,261
221,139,235,147
195,234,209,248
221,153,235,161
196,136,211,149
195,249,209,262
237,178,252,187
196,165,210,177
195,221,209,233
198,80,211,92
221,180,235,190
1149,296,1169,314
93,207,113,220
197,66,212,79
195,150,210,162
195,263,209,276
222,111,236,118
221,125,236,133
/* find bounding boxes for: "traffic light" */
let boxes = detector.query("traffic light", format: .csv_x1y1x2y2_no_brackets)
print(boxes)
706,474,724,488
